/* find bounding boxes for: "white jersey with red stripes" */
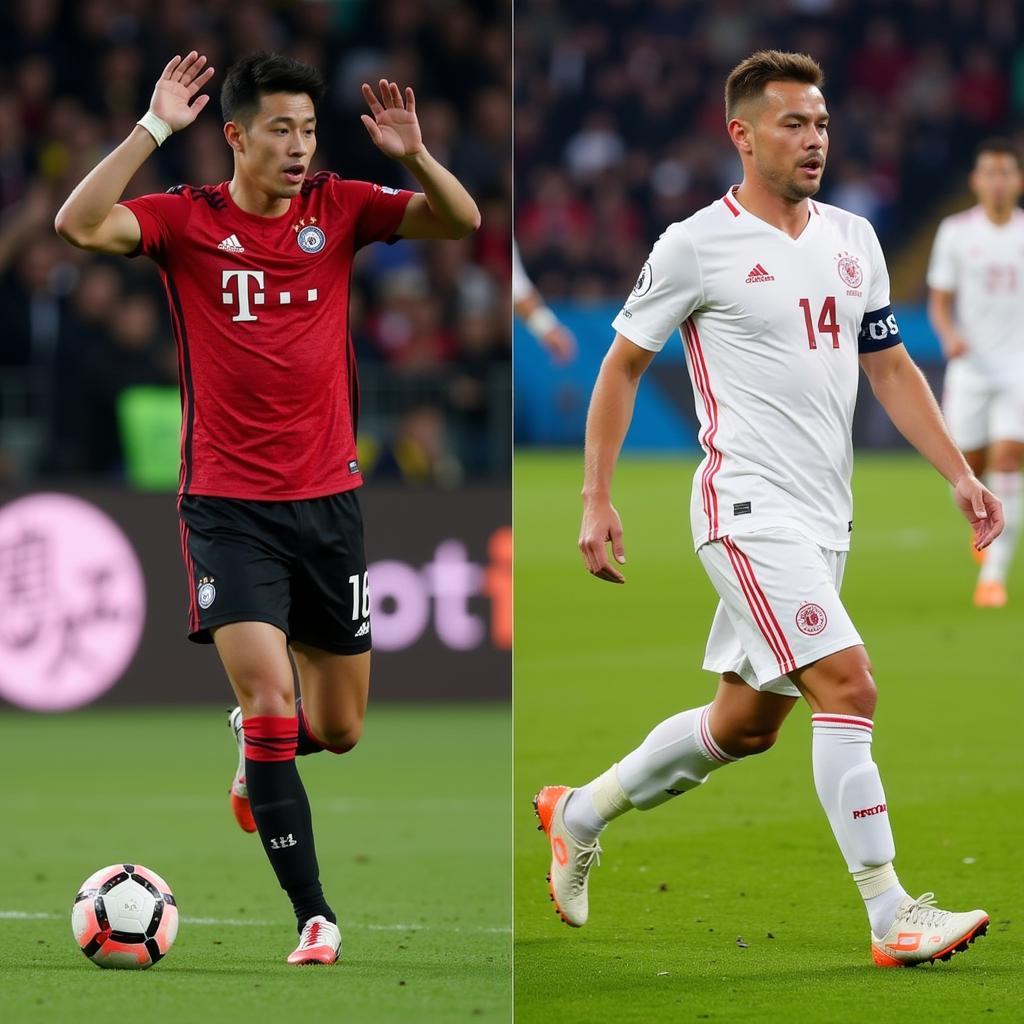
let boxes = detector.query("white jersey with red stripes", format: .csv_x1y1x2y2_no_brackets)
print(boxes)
612,187,898,552
927,205,1024,379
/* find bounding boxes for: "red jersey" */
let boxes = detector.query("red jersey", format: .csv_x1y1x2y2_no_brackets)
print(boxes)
121,173,413,500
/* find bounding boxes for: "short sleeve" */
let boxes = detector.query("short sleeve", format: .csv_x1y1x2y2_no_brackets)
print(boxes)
118,190,193,262
926,218,958,292
611,224,703,352
331,178,415,250
864,223,891,312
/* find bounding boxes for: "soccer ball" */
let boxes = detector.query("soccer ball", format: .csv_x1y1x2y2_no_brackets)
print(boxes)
71,863,178,969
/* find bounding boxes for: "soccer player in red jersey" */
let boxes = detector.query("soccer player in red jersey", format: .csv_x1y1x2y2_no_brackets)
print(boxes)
55,50,481,965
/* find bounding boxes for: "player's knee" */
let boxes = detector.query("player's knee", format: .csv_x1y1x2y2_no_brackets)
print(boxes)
740,728,780,756
829,665,877,718
317,719,363,753
240,686,294,720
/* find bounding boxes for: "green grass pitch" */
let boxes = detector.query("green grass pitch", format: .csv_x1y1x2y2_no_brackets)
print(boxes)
0,703,510,1023
514,451,1022,1023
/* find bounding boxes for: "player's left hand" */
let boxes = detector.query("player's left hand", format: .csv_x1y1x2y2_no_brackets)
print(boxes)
954,473,1004,550
360,80,423,159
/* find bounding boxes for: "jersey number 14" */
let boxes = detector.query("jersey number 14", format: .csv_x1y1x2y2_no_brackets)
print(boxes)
798,296,840,350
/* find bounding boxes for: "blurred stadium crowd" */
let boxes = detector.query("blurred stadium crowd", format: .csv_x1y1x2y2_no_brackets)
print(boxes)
516,0,1024,300
0,0,510,488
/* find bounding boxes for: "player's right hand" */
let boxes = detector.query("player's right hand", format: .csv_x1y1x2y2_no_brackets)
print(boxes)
954,473,1004,550
579,499,627,584
148,52,215,133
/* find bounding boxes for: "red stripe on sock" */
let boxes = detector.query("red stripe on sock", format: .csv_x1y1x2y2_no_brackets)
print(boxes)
812,714,874,731
244,716,299,761
699,707,734,763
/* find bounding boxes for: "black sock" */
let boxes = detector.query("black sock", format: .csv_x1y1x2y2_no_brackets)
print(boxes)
243,715,336,931
294,697,325,757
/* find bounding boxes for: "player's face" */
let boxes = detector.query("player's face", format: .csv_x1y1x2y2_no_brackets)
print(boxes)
970,153,1023,211
745,82,829,202
235,92,318,198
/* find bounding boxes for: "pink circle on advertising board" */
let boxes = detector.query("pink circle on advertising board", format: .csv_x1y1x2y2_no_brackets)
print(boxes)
0,493,146,711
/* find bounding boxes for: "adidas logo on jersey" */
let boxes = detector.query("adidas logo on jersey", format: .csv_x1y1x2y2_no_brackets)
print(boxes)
354,620,369,637
218,234,245,253
745,263,774,283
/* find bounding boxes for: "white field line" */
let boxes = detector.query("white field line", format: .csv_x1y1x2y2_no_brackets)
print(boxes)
0,910,510,934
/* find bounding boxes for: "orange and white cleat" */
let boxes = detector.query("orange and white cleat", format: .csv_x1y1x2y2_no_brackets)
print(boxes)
227,707,257,833
287,915,341,965
973,580,1007,608
533,785,600,928
871,892,988,967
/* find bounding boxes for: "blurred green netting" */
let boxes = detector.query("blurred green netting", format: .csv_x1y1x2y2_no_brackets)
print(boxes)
117,386,181,490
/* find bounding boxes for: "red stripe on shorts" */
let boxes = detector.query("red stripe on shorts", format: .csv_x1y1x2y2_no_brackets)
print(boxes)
721,537,796,676
176,495,199,633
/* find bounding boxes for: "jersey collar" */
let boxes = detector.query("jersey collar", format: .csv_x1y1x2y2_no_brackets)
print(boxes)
721,185,821,246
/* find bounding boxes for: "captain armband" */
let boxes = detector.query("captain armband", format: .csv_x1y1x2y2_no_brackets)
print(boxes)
858,304,903,353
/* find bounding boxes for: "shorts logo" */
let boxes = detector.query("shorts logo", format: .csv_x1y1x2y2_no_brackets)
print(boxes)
836,251,863,289
354,620,369,638
795,602,827,635
197,577,216,609
632,261,653,297
348,459,360,475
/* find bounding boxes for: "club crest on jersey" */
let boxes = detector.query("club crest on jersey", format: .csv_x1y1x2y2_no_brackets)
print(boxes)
294,217,326,253
197,576,216,610
796,602,827,636
836,251,863,291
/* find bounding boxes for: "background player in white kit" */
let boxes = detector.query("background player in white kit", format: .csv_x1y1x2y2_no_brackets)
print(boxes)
535,51,1003,968
928,140,1024,608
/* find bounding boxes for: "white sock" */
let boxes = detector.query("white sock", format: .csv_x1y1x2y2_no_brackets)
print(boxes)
564,705,739,844
979,470,1022,584
811,713,907,934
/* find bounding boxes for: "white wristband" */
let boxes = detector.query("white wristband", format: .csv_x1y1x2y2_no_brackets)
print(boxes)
136,111,172,147
525,305,558,338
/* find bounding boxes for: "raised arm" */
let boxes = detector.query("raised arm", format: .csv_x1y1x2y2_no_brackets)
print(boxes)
578,334,657,583
360,80,480,240
859,343,1003,549
54,52,215,254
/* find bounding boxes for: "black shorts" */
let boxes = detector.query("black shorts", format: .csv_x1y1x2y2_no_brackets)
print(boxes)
177,489,371,655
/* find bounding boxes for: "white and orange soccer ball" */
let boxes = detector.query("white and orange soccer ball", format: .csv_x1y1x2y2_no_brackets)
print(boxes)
71,863,178,969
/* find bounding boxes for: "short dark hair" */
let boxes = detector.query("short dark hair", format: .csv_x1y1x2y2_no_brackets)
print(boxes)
725,50,824,121
974,137,1022,168
220,52,325,126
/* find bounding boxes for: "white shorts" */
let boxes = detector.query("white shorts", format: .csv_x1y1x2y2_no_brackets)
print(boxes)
697,529,863,698
942,361,1024,451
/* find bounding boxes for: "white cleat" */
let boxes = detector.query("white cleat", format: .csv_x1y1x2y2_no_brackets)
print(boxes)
227,707,257,833
533,785,601,927
287,915,342,965
871,892,989,967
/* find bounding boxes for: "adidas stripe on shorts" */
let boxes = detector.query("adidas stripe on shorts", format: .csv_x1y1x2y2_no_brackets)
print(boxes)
178,489,372,655
697,528,863,697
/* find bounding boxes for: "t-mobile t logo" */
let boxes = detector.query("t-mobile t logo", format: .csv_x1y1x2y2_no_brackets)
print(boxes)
221,270,319,323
